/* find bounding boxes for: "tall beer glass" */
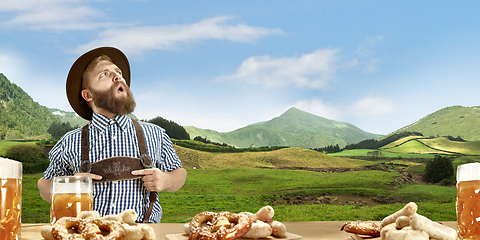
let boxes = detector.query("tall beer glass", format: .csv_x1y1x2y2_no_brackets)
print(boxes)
50,176,93,224
457,163,480,239
0,157,22,240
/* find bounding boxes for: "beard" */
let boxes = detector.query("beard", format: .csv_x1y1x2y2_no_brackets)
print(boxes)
90,81,136,116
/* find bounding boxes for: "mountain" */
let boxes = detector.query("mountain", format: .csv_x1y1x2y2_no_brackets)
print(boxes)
49,108,89,128
0,73,59,139
392,105,480,141
184,107,383,149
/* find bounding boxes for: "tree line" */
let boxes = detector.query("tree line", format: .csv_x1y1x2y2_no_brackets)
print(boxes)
193,136,233,147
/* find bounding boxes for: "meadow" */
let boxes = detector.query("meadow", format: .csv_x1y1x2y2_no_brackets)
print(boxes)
22,167,456,224
8,138,468,224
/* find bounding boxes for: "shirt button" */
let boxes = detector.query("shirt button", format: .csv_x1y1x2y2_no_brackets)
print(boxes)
113,136,117,140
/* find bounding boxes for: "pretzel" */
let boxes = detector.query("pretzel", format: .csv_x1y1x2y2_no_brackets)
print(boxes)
123,224,144,240
40,224,55,240
188,211,252,240
341,221,381,236
82,217,125,240
43,210,154,240
51,217,84,240
189,211,217,240
242,220,272,239
254,206,274,222
268,220,287,238
380,223,429,240
381,202,417,227
409,214,458,240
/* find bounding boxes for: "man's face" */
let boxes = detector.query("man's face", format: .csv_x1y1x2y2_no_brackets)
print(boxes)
85,60,136,116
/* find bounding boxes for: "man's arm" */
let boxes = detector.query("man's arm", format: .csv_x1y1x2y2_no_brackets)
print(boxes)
164,167,187,192
132,167,187,193
37,173,102,202
37,178,52,202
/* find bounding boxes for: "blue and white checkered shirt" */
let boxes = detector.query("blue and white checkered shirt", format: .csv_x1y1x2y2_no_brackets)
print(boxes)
43,113,183,223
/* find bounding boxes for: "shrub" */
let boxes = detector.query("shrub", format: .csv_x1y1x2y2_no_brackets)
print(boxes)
4,144,50,173
423,155,454,184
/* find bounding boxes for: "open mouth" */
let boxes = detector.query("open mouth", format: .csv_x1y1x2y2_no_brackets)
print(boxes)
117,83,125,94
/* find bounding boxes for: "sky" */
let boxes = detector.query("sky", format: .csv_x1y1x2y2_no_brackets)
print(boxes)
1,1,479,135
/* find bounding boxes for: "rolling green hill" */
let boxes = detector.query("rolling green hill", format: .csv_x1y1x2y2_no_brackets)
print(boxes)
0,74,59,139
393,105,480,141
173,144,374,170
185,107,383,149
380,136,480,155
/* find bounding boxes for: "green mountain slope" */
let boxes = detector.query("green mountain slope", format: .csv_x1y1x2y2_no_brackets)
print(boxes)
0,73,59,139
381,136,480,155
185,107,383,149
393,105,480,141
173,145,373,170
49,108,89,128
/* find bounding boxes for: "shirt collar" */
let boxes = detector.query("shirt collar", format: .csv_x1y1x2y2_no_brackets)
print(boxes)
90,112,131,132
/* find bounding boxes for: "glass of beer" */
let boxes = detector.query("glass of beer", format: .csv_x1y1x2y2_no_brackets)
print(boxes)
457,163,480,239
0,157,22,240
50,176,93,224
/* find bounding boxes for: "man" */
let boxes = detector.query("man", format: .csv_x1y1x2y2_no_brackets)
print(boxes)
38,47,187,223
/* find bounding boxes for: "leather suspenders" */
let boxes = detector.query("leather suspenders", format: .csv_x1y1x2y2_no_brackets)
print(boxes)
80,119,156,223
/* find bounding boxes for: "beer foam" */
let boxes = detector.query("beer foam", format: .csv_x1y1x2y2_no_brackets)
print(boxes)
52,176,92,194
457,163,480,182
0,157,22,179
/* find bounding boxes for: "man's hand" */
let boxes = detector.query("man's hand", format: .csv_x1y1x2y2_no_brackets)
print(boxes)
74,172,102,181
131,168,187,192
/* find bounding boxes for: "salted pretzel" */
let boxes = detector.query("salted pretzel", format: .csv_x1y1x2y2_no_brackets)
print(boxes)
43,210,154,240
341,220,382,237
188,211,252,240
51,216,125,240
51,217,84,240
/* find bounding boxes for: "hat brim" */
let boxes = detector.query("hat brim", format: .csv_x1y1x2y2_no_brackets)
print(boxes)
66,47,130,120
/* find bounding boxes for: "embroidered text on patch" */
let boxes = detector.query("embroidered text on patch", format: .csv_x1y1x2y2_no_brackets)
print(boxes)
103,161,131,176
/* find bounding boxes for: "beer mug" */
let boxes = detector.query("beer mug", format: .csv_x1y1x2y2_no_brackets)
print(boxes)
457,163,480,239
0,157,22,240
50,176,93,224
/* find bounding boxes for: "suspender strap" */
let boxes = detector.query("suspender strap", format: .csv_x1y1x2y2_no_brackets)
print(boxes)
132,120,153,168
81,125,90,173
80,119,156,223
132,120,156,223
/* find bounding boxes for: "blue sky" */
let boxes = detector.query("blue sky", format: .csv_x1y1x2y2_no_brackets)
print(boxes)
1,1,479,135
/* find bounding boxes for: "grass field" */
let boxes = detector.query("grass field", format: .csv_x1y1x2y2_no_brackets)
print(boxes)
21,168,457,224
0,140,37,156
174,146,374,170
2,139,461,224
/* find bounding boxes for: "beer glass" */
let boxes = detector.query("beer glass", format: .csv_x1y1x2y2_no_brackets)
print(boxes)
0,157,22,240
50,176,93,224
457,163,480,239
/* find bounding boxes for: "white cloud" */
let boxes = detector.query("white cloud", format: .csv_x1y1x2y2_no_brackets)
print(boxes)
0,0,112,30
293,99,343,120
350,95,394,116
215,48,341,89
291,95,394,122
72,16,285,55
